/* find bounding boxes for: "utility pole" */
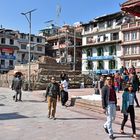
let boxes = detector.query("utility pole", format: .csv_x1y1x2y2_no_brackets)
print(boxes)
21,9,37,91
73,28,76,71
56,4,61,63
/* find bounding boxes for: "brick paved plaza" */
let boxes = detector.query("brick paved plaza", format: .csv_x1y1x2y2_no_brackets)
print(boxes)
0,88,140,140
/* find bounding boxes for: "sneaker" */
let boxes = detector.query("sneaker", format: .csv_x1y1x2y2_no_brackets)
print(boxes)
13,95,15,100
132,134,138,139
120,129,125,134
103,127,109,134
109,135,115,140
136,105,140,108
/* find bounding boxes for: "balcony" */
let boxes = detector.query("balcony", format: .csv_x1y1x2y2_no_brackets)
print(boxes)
121,21,140,31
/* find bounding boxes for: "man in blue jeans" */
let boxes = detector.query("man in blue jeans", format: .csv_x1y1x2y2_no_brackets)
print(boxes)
101,76,117,140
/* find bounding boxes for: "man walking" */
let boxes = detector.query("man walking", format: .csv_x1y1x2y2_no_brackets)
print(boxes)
101,76,117,140
46,77,60,120
11,74,23,102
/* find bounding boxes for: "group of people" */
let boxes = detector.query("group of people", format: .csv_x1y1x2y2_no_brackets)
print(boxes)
11,67,139,139
101,66,139,139
44,71,69,120
11,71,69,120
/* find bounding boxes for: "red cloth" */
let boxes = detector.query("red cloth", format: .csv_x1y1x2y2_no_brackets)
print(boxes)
109,87,116,102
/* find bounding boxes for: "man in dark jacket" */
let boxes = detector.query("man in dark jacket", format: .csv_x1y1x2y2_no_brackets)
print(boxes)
101,76,117,140
46,77,60,120
11,74,23,102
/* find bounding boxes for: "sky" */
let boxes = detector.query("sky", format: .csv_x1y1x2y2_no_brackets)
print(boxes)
0,0,126,34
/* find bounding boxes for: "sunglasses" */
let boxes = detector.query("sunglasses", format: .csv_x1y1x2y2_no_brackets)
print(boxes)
107,78,111,80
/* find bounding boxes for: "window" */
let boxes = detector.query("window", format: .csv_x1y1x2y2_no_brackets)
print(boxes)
1,38,5,44
37,37,42,43
31,46,34,51
97,47,104,56
132,61,137,67
125,61,130,68
1,52,5,55
111,33,119,40
21,44,26,50
85,25,90,32
86,48,92,57
9,60,13,66
86,36,94,44
124,32,130,41
107,20,113,27
97,60,104,69
86,60,93,70
109,60,116,69
109,45,116,55
131,45,137,54
99,22,105,29
9,39,14,45
20,34,26,39
30,36,34,41
9,52,13,56
125,46,131,55
1,60,5,68
131,31,137,40
37,47,42,52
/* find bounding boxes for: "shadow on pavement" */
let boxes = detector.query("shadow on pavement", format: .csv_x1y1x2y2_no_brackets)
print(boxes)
22,100,44,103
56,117,97,120
0,104,5,106
0,112,29,120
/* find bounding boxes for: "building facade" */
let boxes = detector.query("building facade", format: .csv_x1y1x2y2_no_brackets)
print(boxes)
17,33,45,64
82,12,126,75
121,17,140,72
0,28,45,73
40,23,83,70
0,29,19,73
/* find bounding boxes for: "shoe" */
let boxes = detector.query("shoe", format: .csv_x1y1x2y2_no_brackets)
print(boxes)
132,134,138,139
109,135,115,140
50,116,55,120
13,95,15,100
103,126,109,134
120,129,125,134
47,115,50,118
136,105,140,108
19,99,22,102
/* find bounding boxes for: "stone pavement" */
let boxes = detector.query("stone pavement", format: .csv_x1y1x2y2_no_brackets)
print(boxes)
0,87,140,140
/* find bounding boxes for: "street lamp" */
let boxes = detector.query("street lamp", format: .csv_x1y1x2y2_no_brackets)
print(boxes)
21,9,37,91
73,28,76,71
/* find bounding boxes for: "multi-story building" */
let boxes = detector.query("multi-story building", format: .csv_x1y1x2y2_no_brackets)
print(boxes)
17,33,45,64
40,23,83,70
0,29,19,73
120,16,140,72
0,28,45,73
82,12,126,75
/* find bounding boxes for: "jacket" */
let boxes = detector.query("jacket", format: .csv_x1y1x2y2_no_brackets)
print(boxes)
46,82,60,99
121,91,135,114
101,85,117,109
11,77,22,90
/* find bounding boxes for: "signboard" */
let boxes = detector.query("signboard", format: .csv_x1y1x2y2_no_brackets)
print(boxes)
87,56,114,61
0,55,16,60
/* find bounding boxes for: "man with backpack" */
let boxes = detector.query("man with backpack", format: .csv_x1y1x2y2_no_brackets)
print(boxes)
46,77,60,120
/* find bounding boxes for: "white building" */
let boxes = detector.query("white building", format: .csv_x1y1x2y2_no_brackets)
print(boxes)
0,28,45,73
17,33,45,64
82,12,125,75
